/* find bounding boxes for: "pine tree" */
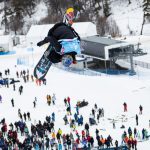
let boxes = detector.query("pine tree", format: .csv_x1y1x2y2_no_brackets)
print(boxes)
102,0,111,18
1,0,12,34
143,0,150,17
22,0,36,18
141,0,150,34
2,0,37,34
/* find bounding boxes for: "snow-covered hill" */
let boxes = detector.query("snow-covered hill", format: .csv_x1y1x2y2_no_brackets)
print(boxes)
0,49,150,149
0,0,150,36
111,0,144,35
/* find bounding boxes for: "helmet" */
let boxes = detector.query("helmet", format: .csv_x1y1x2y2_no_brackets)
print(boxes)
63,7,75,26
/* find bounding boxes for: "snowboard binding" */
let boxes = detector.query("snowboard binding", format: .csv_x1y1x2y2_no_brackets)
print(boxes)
62,55,73,67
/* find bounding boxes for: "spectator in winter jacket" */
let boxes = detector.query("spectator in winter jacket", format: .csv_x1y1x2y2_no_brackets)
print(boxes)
128,127,132,137
90,136,94,148
47,95,51,106
33,100,36,108
123,102,127,112
92,109,95,118
66,136,71,150
19,85,23,95
58,128,62,137
0,95,2,103
66,105,71,115
134,128,137,138
64,98,67,106
56,132,61,143
27,112,31,121
63,115,68,125
76,105,79,115
45,136,50,150
0,72,2,78
97,113,100,123
107,135,113,146
51,93,56,105
58,141,63,150
115,140,118,149
52,112,55,122
1,123,7,136
67,96,71,105
74,113,78,122
133,138,137,150
11,98,14,107
139,105,143,115
136,114,138,126
142,128,146,139
9,123,14,131
78,115,83,126
85,123,89,131
23,113,27,121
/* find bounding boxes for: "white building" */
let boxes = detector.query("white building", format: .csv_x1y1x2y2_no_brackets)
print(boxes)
0,35,13,51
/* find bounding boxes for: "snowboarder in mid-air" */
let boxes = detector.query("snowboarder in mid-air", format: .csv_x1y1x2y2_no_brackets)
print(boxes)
34,7,81,80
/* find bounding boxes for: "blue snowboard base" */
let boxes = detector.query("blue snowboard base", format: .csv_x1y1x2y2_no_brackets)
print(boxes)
34,49,52,80
34,47,76,80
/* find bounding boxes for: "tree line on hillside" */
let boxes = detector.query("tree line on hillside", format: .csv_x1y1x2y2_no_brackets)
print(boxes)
0,0,150,36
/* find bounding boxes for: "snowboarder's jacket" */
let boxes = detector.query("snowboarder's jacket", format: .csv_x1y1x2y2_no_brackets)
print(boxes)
37,22,81,63
38,22,80,51
48,23,80,50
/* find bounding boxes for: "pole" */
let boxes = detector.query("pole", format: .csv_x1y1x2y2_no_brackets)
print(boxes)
31,42,34,67
129,45,136,75
135,64,139,80
105,59,107,74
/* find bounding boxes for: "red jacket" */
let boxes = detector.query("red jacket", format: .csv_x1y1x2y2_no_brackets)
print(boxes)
76,138,80,144
82,130,85,136
87,135,91,142
67,97,70,103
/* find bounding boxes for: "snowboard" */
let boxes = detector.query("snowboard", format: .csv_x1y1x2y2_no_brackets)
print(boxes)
33,47,52,80
34,47,74,80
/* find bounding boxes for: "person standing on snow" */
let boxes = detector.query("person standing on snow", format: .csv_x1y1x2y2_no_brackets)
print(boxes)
123,102,127,112
52,93,56,105
136,114,138,126
23,113,27,122
33,100,36,108
27,112,31,121
0,95,2,103
37,7,81,66
11,98,14,107
52,112,55,122
19,85,23,95
139,105,143,115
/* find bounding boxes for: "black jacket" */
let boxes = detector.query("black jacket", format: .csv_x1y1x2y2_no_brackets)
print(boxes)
38,22,80,52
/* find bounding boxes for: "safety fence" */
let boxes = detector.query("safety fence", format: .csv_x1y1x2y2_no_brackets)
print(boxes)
126,59,150,69
133,60,150,69
76,145,128,150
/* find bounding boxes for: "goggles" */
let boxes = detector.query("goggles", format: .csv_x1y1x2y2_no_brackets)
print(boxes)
66,12,75,21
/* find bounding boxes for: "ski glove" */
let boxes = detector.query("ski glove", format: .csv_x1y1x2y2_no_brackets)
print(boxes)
37,41,45,47
37,37,51,46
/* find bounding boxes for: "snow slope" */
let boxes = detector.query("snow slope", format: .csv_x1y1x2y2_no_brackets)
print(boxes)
0,47,150,149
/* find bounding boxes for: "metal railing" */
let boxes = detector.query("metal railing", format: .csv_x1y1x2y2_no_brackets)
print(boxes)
126,59,150,69
77,145,128,150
